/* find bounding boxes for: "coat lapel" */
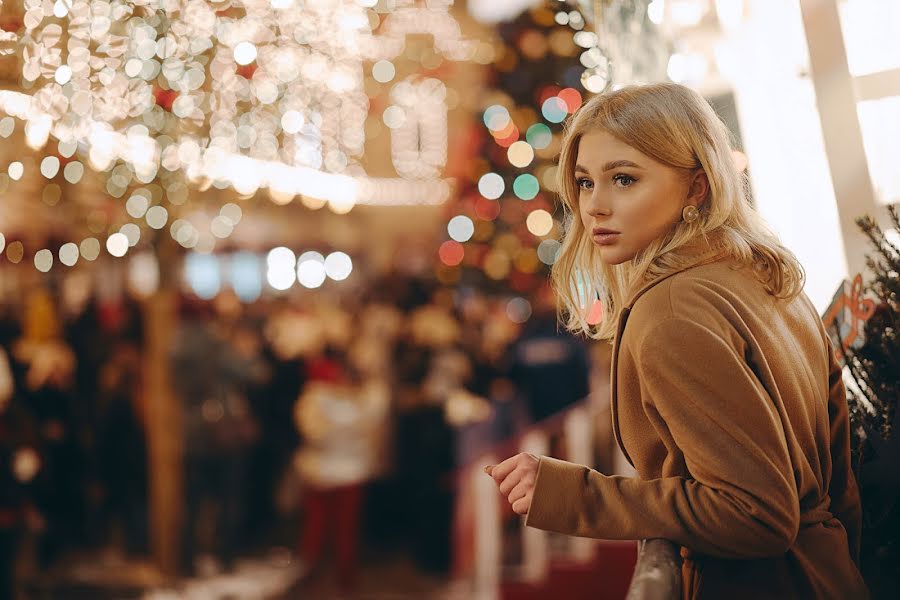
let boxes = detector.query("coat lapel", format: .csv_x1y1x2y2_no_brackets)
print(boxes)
609,246,731,468
610,306,635,466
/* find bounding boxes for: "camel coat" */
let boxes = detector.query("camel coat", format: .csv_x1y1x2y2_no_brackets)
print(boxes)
525,247,868,599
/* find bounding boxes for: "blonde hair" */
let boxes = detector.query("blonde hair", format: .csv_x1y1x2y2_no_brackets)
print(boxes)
551,82,805,341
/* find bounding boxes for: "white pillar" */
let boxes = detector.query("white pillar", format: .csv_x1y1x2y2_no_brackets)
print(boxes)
473,455,501,600
519,430,550,583
714,0,853,313
798,0,881,282
564,406,596,563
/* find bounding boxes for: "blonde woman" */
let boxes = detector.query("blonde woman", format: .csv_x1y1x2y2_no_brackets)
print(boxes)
485,83,867,598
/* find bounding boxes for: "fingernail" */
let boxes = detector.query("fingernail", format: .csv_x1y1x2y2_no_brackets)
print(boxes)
483,465,494,475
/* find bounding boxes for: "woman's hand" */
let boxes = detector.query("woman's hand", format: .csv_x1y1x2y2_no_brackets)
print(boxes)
484,452,540,515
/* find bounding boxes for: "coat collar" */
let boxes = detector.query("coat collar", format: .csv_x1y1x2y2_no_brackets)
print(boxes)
610,240,731,467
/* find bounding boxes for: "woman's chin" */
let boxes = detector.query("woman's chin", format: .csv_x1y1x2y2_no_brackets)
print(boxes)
597,248,633,266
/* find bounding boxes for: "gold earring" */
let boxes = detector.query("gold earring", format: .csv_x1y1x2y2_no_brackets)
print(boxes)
682,205,700,223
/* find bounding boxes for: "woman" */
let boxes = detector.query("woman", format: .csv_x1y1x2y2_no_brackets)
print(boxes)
486,82,867,598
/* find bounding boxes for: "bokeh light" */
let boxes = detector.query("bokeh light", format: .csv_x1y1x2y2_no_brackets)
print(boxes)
439,240,465,266
120,223,141,247
106,233,129,258
475,196,502,221
526,123,553,149
146,206,169,229
373,60,396,83
230,252,263,303
8,162,23,181
324,252,353,281
506,297,533,323
297,252,327,289
126,194,150,218
448,215,475,242
526,209,554,236
211,216,234,239
541,97,568,123
59,243,79,267
6,242,23,264
267,247,296,291
513,174,540,200
478,172,505,199
507,141,535,168
34,249,53,272
185,253,221,300
80,238,101,261
483,105,512,132
383,106,406,129
41,156,60,179
63,161,84,184
234,41,258,66
558,87,583,112
537,239,561,265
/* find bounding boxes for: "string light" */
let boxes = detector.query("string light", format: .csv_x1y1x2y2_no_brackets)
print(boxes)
0,0,476,238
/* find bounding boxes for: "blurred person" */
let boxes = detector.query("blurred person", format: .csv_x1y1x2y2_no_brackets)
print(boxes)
293,345,389,593
486,83,867,599
507,282,591,423
94,339,148,557
393,297,462,573
10,288,82,568
171,296,264,575
0,347,41,600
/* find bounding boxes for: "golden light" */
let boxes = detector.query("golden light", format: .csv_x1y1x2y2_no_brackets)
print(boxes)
59,243,79,267
80,238,101,261
34,249,53,272
234,42,258,66
526,209,554,236
8,162,23,180
106,233,129,258
507,141,535,168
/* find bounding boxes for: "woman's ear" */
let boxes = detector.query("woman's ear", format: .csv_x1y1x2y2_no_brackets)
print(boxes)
687,169,710,207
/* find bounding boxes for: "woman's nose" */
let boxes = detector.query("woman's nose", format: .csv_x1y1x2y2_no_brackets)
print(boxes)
584,193,611,217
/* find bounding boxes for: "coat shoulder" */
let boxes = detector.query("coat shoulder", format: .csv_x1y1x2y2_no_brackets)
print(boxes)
625,260,754,345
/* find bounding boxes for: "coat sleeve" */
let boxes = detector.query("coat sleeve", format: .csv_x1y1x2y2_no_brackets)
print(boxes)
824,336,862,566
525,317,800,559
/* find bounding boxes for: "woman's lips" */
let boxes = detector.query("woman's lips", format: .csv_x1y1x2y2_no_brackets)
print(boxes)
592,233,620,245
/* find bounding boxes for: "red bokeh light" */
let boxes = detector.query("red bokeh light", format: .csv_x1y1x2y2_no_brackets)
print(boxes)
439,241,465,266
558,88,583,113
475,197,502,221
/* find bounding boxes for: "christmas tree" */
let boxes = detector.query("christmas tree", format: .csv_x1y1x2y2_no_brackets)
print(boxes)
836,203,900,598
438,1,668,298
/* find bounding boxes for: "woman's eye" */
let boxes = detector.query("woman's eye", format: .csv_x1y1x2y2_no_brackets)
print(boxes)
613,174,636,187
576,178,593,191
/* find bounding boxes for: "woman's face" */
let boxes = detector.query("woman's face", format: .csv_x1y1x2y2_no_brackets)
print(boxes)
575,129,706,265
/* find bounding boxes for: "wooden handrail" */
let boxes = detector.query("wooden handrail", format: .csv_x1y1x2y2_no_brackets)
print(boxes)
625,539,682,600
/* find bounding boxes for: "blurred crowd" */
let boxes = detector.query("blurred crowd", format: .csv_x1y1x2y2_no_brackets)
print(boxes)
0,271,593,598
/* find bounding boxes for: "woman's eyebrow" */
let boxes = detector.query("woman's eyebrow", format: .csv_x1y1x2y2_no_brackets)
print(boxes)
575,160,643,174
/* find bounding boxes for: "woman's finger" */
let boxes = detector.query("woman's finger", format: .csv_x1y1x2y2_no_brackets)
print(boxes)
498,466,525,496
511,494,532,516
489,455,519,483
507,477,533,505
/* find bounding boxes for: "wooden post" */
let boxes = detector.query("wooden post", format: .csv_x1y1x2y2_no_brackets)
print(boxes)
143,238,182,576
626,539,682,600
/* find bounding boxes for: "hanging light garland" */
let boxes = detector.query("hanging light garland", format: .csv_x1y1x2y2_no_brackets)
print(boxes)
0,0,487,271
